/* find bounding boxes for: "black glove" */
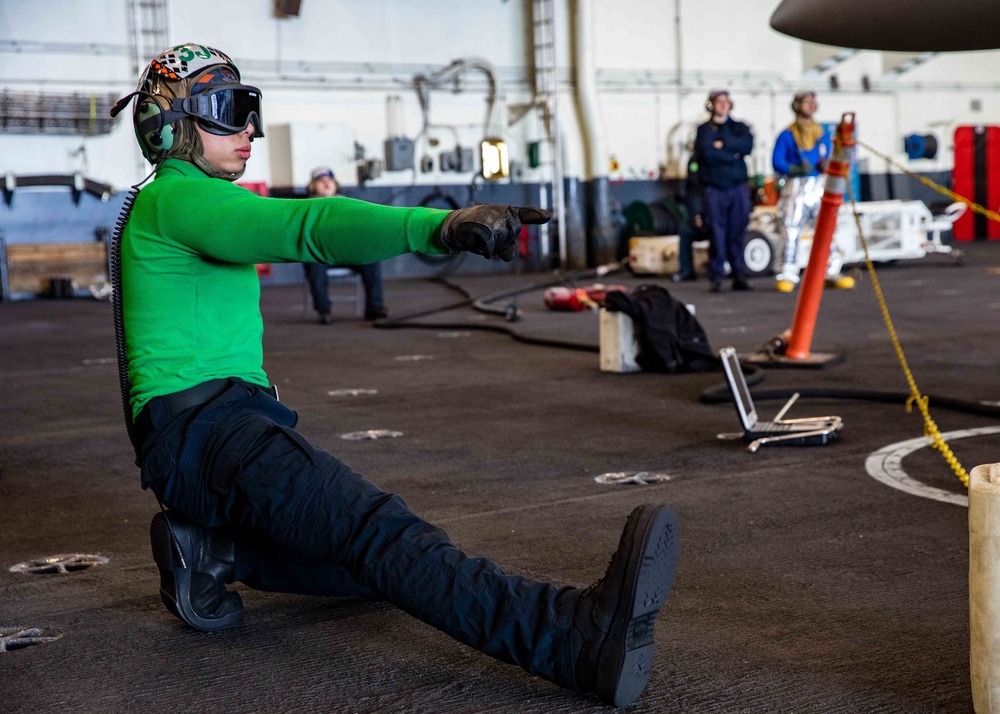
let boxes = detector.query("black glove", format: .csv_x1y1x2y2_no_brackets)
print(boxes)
440,204,551,261
787,160,814,177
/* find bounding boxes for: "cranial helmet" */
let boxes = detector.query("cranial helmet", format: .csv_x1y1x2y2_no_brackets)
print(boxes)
117,43,265,180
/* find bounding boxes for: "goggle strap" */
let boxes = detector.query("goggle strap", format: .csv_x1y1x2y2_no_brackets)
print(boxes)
177,95,208,118
136,107,190,137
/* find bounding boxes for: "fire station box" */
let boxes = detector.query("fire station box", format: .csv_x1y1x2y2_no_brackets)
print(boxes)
953,125,1000,240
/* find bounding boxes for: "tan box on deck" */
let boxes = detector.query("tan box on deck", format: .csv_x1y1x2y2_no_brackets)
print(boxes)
692,239,710,275
599,309,641,373
628,235,679,275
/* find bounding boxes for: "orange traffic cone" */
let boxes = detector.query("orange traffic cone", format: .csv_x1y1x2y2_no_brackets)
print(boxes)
748,112,856,368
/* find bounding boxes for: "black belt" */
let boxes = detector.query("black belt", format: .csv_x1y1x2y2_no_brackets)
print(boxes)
133,379,277,450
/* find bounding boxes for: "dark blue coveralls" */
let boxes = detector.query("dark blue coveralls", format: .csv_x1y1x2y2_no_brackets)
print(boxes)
692,117,754,283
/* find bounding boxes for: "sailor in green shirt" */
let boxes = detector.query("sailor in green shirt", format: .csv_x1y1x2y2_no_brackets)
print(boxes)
114,44,678,708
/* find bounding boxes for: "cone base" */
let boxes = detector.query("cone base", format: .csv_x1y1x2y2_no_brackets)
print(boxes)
744,351,845,369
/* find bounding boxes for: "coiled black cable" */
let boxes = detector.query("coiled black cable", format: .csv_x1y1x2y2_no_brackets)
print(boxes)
111,187,140,461
110,160,161,464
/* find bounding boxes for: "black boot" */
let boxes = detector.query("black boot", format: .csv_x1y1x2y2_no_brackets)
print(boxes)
150,511,244,632
571,504,679,707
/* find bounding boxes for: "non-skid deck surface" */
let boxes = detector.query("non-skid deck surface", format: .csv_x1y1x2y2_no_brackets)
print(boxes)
2,244,997,712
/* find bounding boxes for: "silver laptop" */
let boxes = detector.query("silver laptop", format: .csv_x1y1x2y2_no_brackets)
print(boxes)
720,347,843,452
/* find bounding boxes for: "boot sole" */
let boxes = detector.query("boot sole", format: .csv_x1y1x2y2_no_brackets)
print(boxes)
602,505,679,707
150,513,244,632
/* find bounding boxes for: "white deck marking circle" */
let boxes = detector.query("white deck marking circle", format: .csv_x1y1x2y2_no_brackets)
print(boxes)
866,426,1000,507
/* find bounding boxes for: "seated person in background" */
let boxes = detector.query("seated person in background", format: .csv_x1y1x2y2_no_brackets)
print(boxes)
303,167,389,322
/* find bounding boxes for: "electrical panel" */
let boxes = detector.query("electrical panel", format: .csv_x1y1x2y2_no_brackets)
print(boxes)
357,159,383,185
439,146,474,173
384,138,415,171
456,147,474,172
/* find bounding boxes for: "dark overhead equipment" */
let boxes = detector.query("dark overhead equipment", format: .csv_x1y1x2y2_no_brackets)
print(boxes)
0,91,121,135
276,0,302,16
770,0,1000,51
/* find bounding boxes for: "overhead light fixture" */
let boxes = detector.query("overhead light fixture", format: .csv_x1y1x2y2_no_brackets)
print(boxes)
481,138,509,180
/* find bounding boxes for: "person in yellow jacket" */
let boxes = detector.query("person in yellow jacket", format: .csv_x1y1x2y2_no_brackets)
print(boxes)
771,91,854,292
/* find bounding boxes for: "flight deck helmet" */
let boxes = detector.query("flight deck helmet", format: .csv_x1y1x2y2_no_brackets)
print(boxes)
117,43,264,179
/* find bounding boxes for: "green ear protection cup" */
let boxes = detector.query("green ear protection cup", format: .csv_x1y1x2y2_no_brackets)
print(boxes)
135,96,174,162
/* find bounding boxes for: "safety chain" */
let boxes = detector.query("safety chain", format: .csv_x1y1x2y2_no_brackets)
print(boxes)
857,139,1000,226
845,179,969,487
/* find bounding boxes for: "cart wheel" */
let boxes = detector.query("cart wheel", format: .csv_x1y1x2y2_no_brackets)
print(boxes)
952,249,965,266
743,230,774,277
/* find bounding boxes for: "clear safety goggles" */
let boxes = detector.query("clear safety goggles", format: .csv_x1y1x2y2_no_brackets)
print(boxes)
178,84,265,138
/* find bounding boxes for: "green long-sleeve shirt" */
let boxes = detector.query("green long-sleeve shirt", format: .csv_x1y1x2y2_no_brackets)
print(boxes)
122,158,449,419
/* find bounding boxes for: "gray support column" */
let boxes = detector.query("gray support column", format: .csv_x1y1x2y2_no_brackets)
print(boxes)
563,177,588,270
572,0,614,266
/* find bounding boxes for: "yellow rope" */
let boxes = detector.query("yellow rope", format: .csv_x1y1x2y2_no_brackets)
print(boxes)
857,139,1000,226
844,179,969,487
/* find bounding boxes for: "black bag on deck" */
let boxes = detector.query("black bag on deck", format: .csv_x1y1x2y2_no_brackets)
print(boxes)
604,284,720,373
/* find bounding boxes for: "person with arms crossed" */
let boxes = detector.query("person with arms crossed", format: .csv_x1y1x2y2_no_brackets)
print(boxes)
692,89,754,293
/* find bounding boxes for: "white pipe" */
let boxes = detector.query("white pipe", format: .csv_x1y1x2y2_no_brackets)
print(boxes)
675,0,683,124
413,58,505,138
552,76,567,267
573,0,606,179
557,105,585,179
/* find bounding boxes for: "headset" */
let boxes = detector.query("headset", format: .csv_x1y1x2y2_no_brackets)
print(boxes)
110,89,182,164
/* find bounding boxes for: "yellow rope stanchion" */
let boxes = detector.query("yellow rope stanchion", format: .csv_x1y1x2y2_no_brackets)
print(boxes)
857,139,1000,227
845,179,970,487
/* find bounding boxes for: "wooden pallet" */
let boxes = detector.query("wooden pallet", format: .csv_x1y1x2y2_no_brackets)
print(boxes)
5,242,108,296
